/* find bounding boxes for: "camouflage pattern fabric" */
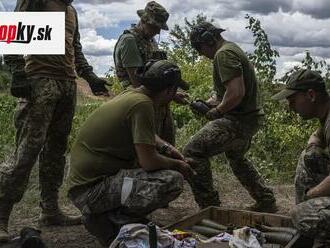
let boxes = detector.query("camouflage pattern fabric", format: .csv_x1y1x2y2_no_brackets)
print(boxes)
69,168,183,246
294,146,330,204
291,146,330,245
183,116,275,208
291,197,330,241
0,78,76,207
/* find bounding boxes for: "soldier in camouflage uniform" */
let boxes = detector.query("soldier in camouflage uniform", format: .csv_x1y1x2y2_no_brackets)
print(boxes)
185,22,276,211
272,69,330,247
68,60,192,246
0,0,109,243
113,1,188,145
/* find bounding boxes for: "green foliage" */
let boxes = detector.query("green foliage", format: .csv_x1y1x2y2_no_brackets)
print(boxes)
245,14,279,81
0,56,11,91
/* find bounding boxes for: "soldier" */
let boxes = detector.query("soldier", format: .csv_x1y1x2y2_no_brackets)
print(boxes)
185,22,276,211
272,69,330,247
113,1,188,145
0,0,109,242
67,60,192,246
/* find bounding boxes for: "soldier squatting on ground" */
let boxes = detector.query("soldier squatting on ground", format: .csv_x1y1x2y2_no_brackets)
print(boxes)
0,0,109,243
272,69,330,247
67,60,193,246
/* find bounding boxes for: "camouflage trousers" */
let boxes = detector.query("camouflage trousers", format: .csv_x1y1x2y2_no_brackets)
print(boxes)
291,147,330,244
294,147,330,204
0,77,76,208
183,116,275,208
69,168,183,246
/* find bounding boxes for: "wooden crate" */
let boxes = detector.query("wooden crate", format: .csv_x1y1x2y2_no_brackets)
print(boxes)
165,207,305,248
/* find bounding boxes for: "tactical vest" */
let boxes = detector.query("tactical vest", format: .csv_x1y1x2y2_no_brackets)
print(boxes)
114,28,160,82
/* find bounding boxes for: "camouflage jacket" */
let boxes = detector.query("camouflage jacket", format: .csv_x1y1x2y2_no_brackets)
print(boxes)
4,0,93,78
114,27,166,82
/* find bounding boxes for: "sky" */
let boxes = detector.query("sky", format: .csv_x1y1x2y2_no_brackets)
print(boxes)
1,0,330,78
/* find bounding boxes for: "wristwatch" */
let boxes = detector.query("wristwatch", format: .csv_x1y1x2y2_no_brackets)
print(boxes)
159,143,170,155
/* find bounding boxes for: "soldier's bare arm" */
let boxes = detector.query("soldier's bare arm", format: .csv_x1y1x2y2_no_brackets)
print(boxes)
306,175,330,198
135,144,193,179
307,128,325,148
215,75,245,114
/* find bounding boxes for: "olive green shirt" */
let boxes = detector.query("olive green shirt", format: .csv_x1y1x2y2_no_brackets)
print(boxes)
68,89,156,188
114,33,144,69
213,41,263,117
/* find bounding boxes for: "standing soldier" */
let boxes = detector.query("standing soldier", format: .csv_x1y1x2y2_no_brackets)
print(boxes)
0,0,109,242
114,1,188,145
272,69,330,247
185,22,277,211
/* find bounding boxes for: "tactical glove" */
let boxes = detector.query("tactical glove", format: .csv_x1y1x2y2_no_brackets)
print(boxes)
190,99,211,115
83,72,110,96
10,71,31,99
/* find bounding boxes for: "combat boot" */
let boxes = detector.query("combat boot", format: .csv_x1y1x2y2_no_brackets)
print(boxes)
247,199,278,213
38,202,81,227
0,203,13,243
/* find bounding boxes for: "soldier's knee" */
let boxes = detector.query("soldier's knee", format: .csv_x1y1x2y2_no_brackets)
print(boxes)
167,170,184,193
291,200,320,237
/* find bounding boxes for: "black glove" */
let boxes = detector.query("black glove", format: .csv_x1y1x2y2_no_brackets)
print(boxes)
83,72,110,96
10,71,31,98
190,99,211,115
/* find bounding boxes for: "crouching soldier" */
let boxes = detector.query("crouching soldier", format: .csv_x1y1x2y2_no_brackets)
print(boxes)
67,60,192,246
272,69,330,247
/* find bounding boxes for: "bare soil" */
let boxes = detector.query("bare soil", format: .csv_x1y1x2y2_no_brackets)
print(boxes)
8,171,295,248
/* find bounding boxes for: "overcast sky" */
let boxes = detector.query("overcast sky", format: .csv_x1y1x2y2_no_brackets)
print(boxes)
1,0,330,77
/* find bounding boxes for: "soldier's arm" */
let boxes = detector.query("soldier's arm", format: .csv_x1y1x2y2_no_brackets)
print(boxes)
306,176,330,198
215,75,245,114
72,8,109,96
72,9,93,77
135,144,192,179
307,128,325,149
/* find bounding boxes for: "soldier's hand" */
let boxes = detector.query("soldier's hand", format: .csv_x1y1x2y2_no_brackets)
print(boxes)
167,145,184,160
84,72,111,97
10,71,31,99
173,91,189,105
205,107,222,120
176,160,196,180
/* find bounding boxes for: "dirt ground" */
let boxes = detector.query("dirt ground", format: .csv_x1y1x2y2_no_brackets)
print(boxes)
7,170,295,248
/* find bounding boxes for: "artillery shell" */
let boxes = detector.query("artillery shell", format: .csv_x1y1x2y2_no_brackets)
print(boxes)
191,225,222,237
199,219,227,230
260,224,298,235
264,231,293,245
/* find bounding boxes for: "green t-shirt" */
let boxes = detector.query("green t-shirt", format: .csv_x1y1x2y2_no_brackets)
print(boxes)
114,33,144,69
68,89,156,188
213,41,263,117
